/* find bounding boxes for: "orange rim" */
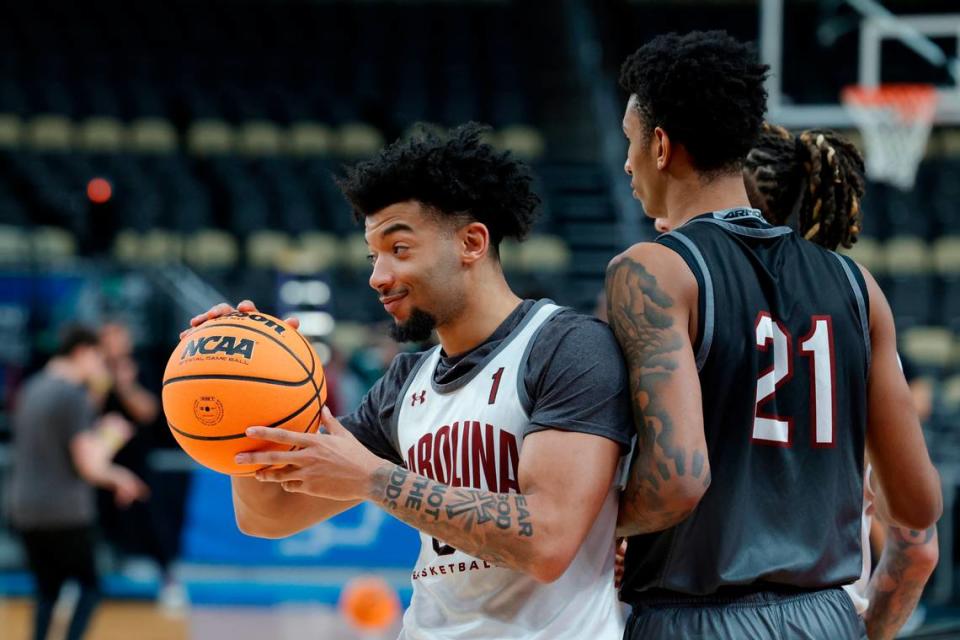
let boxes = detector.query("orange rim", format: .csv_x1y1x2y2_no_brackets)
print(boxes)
842,83,938,121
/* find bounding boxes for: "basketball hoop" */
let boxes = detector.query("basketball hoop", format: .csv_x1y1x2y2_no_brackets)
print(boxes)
841,84,938,191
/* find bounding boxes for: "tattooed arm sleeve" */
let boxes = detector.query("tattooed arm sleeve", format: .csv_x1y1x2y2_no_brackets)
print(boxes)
367,429,621,583
605,244,709,537
865,525,939,640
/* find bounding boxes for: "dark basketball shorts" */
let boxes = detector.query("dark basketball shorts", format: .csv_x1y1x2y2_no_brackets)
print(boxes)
19,525,99,599
623,587,866,640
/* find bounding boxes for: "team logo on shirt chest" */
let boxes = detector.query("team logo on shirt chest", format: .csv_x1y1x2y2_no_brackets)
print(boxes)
406,421,521,494
410,389,427,406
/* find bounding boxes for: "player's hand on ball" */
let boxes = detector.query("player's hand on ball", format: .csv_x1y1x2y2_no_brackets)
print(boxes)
236,406,386,501
179,299,301,339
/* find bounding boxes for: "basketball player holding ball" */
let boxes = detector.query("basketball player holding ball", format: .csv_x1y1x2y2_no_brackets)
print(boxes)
187,124,633,639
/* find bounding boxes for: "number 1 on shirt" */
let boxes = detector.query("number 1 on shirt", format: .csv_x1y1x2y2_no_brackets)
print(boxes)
488,367,505,405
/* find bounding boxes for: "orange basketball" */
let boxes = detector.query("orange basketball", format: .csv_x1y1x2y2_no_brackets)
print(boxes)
162,311,326,476
338,576,401,632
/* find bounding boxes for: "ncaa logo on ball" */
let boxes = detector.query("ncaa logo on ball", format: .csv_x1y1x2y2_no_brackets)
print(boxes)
181,335,256,361
194,396,224,426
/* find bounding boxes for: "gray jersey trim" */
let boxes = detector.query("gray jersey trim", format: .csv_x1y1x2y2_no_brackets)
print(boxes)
429,298,555,395
516,304,568,416
831,252,872,372
388,347,438,458
663,230,715,371
685,217,793,238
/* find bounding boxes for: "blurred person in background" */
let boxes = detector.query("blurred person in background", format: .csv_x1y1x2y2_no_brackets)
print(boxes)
6,324,148,640
99,322,158,426
97,321,187,613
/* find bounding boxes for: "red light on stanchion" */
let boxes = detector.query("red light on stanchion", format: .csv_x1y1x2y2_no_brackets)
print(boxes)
87,177,112,204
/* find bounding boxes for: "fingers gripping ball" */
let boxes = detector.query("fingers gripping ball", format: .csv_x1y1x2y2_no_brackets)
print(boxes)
339,576,401,633
162,312,326,475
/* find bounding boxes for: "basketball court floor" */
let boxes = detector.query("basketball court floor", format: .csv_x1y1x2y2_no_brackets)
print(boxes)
0,598,403,640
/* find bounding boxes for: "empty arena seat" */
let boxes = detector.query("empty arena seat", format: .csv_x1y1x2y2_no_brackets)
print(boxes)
934,236,960,332
275,247,327,275
901,326,955,373
139,229,184,264
187,120,235,155
112,229,142,265
519,235,571,273
246,229,292,269
31,226,76,263
77,116,124,152
289,121,335,156
184,229,239,270
884,237,933,276
840,237,883,275
342,232,373,271
128,118,178,153
237,120,283,156
498,238,522,273
933,236,960,275
297,231,340,271
882,236,935,329
0,225,30,263
940,284,960,335
336,123,384,158
25,114,73,151
0,114,22,149
498,125,546,161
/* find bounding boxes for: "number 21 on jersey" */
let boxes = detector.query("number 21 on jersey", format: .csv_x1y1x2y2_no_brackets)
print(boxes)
753,312,836,448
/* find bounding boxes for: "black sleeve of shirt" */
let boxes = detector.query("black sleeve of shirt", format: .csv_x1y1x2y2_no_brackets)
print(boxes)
338,352,422,466
523,311,634,450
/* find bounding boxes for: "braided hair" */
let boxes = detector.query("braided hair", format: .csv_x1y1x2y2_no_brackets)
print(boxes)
744,123,866,250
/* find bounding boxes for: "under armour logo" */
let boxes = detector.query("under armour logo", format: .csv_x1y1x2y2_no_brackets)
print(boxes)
411,390,427,406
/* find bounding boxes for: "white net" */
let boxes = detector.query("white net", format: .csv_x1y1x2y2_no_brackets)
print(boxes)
842,84,938,191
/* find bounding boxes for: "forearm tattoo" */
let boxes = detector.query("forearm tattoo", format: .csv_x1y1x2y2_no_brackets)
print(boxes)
372,464,535,569
866,526,937,640
606,256,709,535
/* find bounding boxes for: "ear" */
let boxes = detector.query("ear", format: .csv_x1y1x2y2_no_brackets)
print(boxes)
654,126,671,172
459,222,490,266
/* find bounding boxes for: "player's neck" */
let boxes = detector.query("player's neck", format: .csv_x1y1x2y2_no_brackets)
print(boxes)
436,277,522,358
664,172,752,230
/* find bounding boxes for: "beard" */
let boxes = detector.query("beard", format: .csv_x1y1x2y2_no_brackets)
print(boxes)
389,307,438,343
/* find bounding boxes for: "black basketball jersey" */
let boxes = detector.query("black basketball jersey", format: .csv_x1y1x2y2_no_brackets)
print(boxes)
620,208,871,598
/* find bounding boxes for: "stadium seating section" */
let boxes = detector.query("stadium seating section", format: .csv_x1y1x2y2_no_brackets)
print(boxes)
0,0,957,436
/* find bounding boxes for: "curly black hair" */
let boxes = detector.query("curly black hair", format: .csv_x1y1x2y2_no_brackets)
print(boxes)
335,123,540,250
745,123,866,250
619,30,769,175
